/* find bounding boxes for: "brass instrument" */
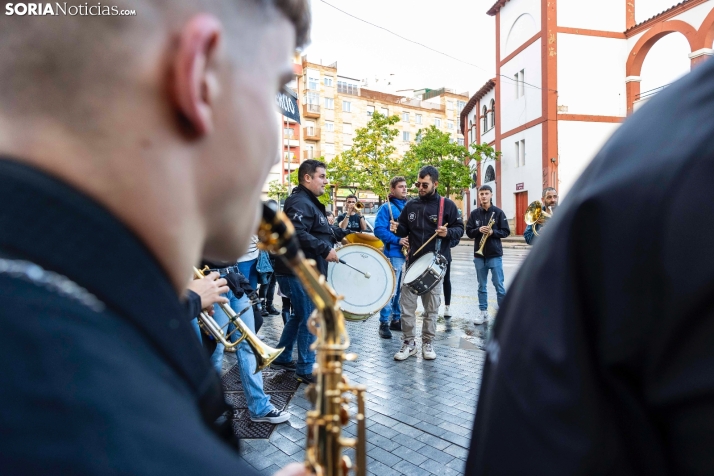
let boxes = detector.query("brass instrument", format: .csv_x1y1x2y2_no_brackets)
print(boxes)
192,266,284,373
342,232,384,249
259,202,367,476
475,212,495,256
524,200,552,236
353,202,364,212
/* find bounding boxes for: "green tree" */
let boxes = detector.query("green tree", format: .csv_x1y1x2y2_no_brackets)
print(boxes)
403,126,473,198
267,180,289,205
345,112,402,201
326,152,362,195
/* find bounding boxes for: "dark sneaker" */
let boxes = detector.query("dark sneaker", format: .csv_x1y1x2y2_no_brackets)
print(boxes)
271,360,296,371
379,323,392,339
250,409,290,424
389,320,402,331
266,304,280,315
296,373,315,385
261,307,270,317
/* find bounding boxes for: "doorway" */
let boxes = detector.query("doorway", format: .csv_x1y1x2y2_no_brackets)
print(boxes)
515,191,528,235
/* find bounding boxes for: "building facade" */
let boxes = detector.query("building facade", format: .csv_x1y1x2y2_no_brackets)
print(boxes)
463,0,714,233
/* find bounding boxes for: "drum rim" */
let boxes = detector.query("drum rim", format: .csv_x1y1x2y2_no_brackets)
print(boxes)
404,251,447,296
328,243,397,320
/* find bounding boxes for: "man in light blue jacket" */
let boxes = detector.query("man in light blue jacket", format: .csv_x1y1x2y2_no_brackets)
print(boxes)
374,176,409,339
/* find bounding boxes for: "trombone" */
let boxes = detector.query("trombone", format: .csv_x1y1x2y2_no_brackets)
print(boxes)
193,266,284,373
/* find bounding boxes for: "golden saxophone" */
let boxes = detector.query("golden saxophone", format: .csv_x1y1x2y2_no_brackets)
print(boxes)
258,202,367,476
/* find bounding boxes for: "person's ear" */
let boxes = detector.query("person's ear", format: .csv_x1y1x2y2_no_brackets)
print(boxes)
172,14,222,136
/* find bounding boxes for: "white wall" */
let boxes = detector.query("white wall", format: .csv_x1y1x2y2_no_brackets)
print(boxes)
499,124,543,219
557,121,620,199
639,33,692,95
500,39,543,133
558,0,626,32
679,0,714,34
500,0,541,59
635,0,683,25
557,34,628,117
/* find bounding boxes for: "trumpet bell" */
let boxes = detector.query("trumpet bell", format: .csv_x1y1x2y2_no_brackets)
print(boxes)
354,202,364,211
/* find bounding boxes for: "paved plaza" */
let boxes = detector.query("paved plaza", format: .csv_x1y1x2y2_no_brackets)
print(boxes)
227,245,529,475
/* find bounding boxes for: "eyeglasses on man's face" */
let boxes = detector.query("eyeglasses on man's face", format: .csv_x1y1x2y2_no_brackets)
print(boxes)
414,181,432,189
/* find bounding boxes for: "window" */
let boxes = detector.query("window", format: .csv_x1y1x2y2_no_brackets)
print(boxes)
337,81,359,95
342,101,351,113
307,92,319,105
283,128,294,138
458,138,464,146
434,118,442,127
490,99,496,129
324,121,334,132
324,76,333,87
381,107,389,116
469,120,473,143
482,106,488,131
447,100,454,110
515,139,525,167
367,105,375,116
324,98,334,110
324,143,335,154
402,112,410,122
515,70,525,98
307,76,319,90
342,123,352,135
485,165,496,183
447,120,454,130
416,114,422,124
403,131,410,142
457,100,466,113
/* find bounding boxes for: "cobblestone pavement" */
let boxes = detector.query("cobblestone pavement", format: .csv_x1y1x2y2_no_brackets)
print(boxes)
226,245,529,475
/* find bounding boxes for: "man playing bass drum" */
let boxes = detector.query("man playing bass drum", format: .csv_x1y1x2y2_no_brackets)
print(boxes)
466,185,510,325
390,166,463,361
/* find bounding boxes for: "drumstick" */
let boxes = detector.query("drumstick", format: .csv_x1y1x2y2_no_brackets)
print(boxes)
412,225,448,257
386,196,394,221
338,259,371,278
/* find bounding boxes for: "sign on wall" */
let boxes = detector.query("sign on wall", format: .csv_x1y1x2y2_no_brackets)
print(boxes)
516,182,524,191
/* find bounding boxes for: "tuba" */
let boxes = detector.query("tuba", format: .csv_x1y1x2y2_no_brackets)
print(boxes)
259,202,367,476
193,266,284,373
524,200,552,236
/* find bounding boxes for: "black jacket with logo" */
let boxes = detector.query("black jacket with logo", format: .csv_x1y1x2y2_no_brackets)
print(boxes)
394,192,463,263
273,185,337,277
466,205,510,258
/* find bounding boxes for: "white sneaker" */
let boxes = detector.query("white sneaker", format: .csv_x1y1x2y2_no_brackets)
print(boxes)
473,310,487,325
443,305,452,319
394,341,417,361
422,342,436,360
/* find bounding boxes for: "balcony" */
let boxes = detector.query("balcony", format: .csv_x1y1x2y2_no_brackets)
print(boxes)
303,149,321,160
303,104,320,118
303,127,321,141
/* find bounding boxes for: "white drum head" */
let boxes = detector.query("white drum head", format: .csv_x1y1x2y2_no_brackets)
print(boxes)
404,254,435,282
327,244,395,320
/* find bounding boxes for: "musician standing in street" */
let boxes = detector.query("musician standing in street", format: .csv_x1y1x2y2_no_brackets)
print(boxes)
466,185,510,325
337,195,367,232
0,1,308,474
390,166,463,361
523,187,558,245
271,160,339,384
374,176,409,339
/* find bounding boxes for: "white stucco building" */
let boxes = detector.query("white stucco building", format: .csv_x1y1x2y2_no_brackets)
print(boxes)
461,0,714,234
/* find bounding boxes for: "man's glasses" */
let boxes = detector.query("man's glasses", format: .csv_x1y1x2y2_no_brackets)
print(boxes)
414,182,431,189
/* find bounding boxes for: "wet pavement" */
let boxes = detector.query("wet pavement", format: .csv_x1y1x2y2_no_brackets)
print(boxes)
226,244,529,475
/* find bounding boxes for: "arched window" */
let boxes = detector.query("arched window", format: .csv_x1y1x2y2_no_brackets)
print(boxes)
490,99,496,129
469,120,473,143
484,165,496,183
482,106,488,131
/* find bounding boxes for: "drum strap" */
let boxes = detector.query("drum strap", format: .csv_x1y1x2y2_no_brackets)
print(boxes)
436,197,445,253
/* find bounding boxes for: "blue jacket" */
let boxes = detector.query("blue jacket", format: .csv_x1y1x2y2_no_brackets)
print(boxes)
374,197,407,258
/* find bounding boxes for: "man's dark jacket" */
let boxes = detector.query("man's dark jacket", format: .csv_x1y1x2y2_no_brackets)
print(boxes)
0,159,255,475
273,184,339,277
394,191,463,263
465,205,510,258
465,55,714,475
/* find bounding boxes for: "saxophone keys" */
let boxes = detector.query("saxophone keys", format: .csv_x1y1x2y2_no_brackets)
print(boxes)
339,404,350,425
341,455,353,474
343,353,358,362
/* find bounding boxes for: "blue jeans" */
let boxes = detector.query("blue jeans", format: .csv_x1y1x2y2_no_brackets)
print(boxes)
237,258,258,289
379,256,405,323
474,256,506,311
273,275,315,376
212,290,274,418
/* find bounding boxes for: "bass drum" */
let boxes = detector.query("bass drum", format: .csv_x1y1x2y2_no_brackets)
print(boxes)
327,244,396,321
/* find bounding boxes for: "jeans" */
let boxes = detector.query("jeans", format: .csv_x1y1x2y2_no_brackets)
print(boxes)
474,256,506,311
237,258,258,289
379,256,405,323
212,290,274,418
273,275,316,376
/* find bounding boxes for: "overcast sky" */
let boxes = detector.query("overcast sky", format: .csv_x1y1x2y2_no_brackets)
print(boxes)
302,0,689,98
